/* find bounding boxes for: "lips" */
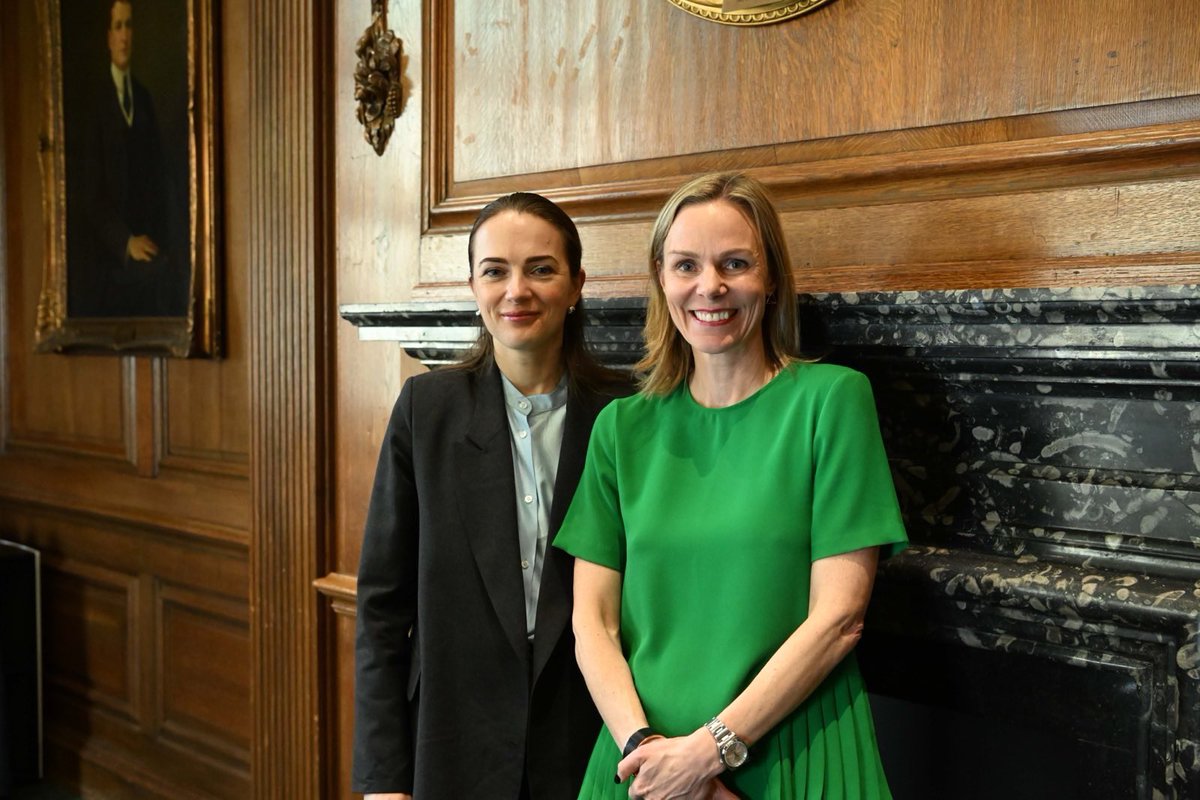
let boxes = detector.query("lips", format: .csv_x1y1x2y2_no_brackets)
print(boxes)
500,311,538,322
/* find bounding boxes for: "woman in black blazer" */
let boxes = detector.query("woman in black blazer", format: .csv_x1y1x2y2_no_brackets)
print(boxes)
352,193,629,799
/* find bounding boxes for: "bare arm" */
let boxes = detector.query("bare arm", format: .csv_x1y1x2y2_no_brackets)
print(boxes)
575,559,739,799
620,546,880,799
572,558,650,750
720,546,878,742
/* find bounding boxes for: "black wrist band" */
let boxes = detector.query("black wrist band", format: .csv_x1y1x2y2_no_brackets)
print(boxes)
622,727,655,759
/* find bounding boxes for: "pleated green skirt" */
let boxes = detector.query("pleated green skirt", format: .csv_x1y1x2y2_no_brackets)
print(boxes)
575,657,892,800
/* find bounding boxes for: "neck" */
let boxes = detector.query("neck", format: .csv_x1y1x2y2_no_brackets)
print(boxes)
688,343,775,408
494,345,566,396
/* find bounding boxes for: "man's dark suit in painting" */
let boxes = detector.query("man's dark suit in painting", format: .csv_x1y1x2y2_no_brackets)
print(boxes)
69,72,172,318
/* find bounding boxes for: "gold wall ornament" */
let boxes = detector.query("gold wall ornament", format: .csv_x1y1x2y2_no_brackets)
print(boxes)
666,0,836,26
355,0,405,156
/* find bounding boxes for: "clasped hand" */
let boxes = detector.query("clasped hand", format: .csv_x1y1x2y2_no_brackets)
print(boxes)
616,729,738,800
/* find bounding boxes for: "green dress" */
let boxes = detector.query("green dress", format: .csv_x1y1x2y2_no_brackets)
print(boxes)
554,362,908,799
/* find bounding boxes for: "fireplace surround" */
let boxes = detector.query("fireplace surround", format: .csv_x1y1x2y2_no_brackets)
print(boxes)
342,284,1200,799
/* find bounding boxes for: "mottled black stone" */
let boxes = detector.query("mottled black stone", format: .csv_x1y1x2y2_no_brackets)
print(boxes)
340,284,1200,799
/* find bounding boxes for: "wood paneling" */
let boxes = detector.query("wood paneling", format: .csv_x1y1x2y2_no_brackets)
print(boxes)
443,0,1200,182
1,502,249,798
0,0,253,797
323,4,1200,799
247,0,332,797
42,562,137,719
158,585,250,761
414,174,1200,298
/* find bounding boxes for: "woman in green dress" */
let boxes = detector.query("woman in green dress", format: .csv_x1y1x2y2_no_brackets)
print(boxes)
554,172,908,800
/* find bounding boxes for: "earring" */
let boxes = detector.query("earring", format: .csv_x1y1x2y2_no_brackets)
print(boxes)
568,305,576,314
474,308,480,316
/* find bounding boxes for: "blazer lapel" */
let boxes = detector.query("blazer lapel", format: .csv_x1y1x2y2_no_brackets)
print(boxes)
531,386,605,684
453,367,529,664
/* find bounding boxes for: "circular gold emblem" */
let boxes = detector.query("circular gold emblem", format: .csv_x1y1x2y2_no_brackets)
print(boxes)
665,0,837,26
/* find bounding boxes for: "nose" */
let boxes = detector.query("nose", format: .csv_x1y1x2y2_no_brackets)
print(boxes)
696,264,726,298
505,272,532,301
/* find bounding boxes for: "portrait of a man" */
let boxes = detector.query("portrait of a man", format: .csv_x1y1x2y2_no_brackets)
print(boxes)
63,0,190,319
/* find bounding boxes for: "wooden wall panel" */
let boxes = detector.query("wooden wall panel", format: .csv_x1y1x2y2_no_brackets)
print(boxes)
42,562,137,720
322,4,1200,799
247,0,331,796
164,45,251,475
0,0,253,797
325,1,429,795
446,0,1200,182
0,0,125,455
158,585,251,761
0,502,251,798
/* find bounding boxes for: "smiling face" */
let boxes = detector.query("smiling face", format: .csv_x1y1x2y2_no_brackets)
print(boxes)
469,210,584,369
107,1,133,71
658,199,774,366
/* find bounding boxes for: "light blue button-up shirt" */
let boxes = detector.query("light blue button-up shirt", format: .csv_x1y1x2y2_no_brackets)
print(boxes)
500,373,569,639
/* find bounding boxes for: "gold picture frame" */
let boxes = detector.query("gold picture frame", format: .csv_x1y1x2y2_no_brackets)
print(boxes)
35,0,221,357
666,0,836,26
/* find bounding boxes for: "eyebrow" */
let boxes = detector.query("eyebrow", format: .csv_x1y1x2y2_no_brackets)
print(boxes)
665,248,755,259
477,255,560,265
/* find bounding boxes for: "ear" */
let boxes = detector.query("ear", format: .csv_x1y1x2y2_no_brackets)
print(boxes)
574,269,586,304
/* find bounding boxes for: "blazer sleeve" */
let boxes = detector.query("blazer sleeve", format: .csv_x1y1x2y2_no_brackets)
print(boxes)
352,378,420,793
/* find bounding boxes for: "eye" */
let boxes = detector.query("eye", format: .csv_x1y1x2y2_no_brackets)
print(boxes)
723,258,750,272
672,259,697,274
529,264,556,277
478,265,505,279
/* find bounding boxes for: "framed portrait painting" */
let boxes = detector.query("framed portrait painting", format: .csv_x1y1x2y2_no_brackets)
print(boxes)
35,0,220,357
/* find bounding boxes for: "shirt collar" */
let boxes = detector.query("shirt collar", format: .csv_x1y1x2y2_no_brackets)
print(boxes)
500,371,569,417
110,63,130,94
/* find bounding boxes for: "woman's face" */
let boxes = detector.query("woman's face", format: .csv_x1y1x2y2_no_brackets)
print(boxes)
658,199,773,363
470,210,583,365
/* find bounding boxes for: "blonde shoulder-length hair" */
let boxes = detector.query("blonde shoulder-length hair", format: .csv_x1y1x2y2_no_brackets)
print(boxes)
636,172,801,395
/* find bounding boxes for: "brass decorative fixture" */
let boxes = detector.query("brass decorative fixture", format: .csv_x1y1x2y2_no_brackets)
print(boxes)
354,0,404,156
666,0,836,26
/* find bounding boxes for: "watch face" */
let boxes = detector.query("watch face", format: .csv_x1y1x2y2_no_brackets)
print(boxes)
724,740,749,769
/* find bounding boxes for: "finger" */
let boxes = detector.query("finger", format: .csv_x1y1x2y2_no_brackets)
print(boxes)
615,749,644,782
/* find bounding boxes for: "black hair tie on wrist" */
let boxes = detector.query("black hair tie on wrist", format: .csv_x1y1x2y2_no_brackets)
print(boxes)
622,727,656,759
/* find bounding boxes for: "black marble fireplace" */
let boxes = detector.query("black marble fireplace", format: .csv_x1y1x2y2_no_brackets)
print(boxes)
342,285,1200,799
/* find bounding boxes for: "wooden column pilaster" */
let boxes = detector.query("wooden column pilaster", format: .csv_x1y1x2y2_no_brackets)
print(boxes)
248,1,331,797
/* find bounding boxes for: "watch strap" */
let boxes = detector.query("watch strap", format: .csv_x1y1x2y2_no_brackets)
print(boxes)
622,726,655,759
705,717,748,769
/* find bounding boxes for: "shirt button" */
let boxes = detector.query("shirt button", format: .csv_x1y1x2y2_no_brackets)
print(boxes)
519,400,530,411
519,430,528,439
521,560,530,570
523,494,533,503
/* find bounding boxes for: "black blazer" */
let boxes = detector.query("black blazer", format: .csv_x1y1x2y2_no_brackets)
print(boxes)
353,363,625,798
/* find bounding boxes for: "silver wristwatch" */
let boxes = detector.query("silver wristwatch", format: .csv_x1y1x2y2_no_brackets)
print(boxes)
705,717,749,770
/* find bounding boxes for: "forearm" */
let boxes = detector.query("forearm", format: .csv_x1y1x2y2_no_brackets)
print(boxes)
572,559,651,749
574,609,649,748
719,610,863,744
720,547,879,745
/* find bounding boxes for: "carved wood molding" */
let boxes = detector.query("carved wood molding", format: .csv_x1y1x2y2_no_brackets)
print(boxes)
420,1,1200,233
313,572,357,618
425,102,1200,231
248,1,331,798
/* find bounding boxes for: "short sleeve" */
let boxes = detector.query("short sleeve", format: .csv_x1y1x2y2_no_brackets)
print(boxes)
553,402,626,571
811,370,908,561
